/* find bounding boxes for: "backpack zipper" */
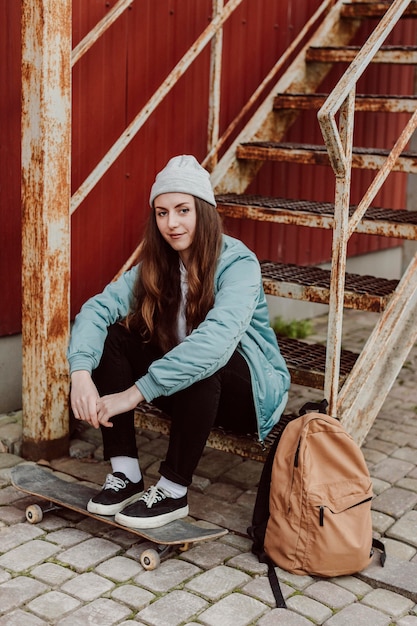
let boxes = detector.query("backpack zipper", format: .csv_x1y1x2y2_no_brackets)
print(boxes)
319,496,373,526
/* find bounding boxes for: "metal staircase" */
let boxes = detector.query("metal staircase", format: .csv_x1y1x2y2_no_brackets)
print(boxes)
211,0,417,445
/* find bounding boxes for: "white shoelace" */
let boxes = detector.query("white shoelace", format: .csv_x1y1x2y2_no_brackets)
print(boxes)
103,474,126,492
140,485,168,508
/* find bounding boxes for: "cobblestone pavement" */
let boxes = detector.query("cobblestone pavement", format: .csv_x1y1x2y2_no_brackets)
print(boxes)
1,310,417,625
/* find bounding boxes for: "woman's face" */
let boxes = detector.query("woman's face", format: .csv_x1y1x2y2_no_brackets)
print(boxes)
154,192,197,265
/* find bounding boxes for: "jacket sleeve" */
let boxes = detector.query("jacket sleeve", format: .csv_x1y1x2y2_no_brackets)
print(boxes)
137,248,262,402
67,266,138,373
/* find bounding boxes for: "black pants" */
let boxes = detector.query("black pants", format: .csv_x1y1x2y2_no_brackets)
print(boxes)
92,323,257,486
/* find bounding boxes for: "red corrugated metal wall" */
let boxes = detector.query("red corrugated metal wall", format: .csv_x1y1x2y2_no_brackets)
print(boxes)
1,0,415,336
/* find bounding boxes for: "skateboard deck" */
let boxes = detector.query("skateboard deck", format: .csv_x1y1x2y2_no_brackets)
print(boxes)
11,464,228,568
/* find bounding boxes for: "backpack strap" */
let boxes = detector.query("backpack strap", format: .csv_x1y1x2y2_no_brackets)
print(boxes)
299,399,328,416
266,558,287,609
372,538,387,566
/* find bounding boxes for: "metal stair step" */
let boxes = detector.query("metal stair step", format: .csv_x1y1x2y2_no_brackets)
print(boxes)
215,194,417,239
260,260,398,312
236,141,417,173
341,1,417,19
134,405,298,462
306,45,417,64
274,92,417,113
278,336,358,389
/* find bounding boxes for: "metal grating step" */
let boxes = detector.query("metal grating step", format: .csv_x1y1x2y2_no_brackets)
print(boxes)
236,141,417,173
215,193,417,239
260,261,398,312
274,93,417,113
306,45,417,64
341,2,417,19
134,404,298,462
277,336,358,389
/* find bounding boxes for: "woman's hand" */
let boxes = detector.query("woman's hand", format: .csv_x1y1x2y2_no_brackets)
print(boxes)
71,371,144,429
70,370,101,428
96,386,144,428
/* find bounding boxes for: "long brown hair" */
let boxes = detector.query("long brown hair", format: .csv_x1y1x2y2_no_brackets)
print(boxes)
127,197,223,353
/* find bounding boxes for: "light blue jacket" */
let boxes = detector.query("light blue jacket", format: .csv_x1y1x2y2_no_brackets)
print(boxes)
67,235,290,441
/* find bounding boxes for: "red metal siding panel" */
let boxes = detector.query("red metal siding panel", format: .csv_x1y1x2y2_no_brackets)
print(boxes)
0,0,22,335
1,0,416,335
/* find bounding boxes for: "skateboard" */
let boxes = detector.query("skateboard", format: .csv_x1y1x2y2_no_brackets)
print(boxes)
11,464,228,570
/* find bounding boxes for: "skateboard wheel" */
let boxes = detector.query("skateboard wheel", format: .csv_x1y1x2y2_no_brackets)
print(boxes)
140,548,160,570
26,504,43,524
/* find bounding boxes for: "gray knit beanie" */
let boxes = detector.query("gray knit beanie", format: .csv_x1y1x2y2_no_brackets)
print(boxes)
149,155,216,207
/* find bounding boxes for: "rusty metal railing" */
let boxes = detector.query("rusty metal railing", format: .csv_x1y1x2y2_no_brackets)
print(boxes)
317,0,417,417
70,0,243,215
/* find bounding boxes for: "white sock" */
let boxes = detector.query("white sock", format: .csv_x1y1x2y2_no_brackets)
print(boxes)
157,476,187,499
110,456,142,483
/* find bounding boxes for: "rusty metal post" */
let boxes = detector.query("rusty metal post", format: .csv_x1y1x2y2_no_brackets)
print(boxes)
206,0,223,172
21,0,71,459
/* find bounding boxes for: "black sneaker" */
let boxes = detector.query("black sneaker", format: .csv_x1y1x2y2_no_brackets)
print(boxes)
87,472,144,516
115,485,189,529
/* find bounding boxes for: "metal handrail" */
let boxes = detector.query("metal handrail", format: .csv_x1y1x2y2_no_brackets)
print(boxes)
317,0,416,415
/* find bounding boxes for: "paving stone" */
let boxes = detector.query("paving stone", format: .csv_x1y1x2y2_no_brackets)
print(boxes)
31,562,75,586
397,477,417,493
286,593,333,623
136,589,207,626
187,490,251,535
190,474,211,493
371,458,415,483
392,447,417,464
361,588,415,617
0,608,47,625
110,584,155,610
304,580,356,609
242,575,294,606
69,438,96,459
220,532,252,552
95,555,143,581
257,609,313,625
359,554,417,602
275,567,315,591
179,539,240,569
363,448,388,466
61,571,115,601
0,576,48,614
0,505,26,525
372,487,417,518
46,527,92,547
236,489,257,509
56,597,131,626
206,481,244,502
222,459,263,490
57,537,120,572
197,592,268,626
0,569,10,584
324,602,391,625
366,439,399,456
134,558,201,593
227,551,268,575
330,575,372,598
0,521,44,551
0,484,28,505
386,510,417,547
397,617,417,626
195,449,242,481
371,476,391,496
26,591,81,621
381,537,417,561
0,539,59,572
185,565,250,600
371,510,395,534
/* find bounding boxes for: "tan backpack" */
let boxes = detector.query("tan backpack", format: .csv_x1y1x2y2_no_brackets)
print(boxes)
248,401,385,608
